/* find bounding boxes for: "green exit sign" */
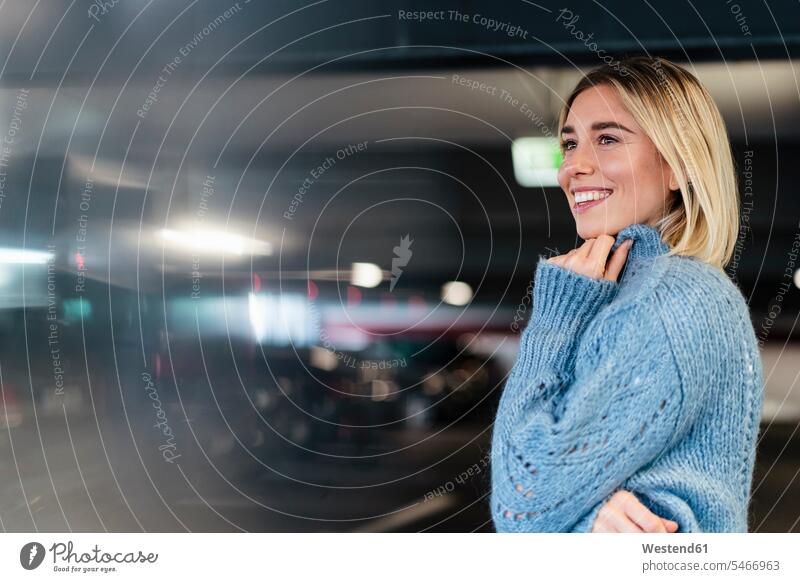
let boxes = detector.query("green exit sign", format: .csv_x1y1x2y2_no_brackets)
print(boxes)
511,137,563,187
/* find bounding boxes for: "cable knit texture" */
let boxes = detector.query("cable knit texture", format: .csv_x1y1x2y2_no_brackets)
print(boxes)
491,223,764,533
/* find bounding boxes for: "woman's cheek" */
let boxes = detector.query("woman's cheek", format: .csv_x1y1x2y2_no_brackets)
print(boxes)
599,155,632,185
556,166,570,192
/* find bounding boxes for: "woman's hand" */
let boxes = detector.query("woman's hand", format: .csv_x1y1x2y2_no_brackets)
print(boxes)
547,235,633,282
591,490,679,533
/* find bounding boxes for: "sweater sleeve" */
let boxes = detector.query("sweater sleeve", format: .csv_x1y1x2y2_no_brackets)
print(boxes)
492,269,705,532
502,256,619,409
567,495,612,533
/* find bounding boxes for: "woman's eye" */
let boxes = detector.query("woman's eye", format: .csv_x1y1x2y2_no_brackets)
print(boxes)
560,136,617,152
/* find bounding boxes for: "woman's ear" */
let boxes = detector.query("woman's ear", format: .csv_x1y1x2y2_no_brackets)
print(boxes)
660,154,681,193
667,166,680,192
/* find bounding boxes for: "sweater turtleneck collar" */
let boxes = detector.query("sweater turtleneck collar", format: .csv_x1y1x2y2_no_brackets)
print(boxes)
609,222,671,261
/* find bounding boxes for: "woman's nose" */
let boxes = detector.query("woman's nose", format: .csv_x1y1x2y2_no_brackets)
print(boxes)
562,144,596,177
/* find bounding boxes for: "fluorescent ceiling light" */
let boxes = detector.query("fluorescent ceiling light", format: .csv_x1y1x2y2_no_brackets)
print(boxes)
0,248,53,264
351,262,383,288
441,281,473,306
159,228,272,256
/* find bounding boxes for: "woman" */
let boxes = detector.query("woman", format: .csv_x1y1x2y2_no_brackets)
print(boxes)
491,56,764,533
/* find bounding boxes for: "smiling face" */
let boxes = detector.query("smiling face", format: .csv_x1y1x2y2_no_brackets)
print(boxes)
557,83,679,240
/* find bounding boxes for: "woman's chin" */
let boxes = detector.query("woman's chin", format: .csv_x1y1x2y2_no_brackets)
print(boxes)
573,213,629,241
575,223,615,241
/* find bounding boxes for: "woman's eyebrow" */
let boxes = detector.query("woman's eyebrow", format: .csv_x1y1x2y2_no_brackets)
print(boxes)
561,121,635,134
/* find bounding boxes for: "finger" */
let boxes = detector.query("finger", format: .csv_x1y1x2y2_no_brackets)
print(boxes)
603,506,646,533
575,238,595,257
661,518,679,532
547,248,576,265
562,250,581,271
603,239,632,282
619,492,667,533
587,234,615,265
547,251,569,264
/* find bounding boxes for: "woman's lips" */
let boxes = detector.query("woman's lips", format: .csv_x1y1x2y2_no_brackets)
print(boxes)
572,190,613,214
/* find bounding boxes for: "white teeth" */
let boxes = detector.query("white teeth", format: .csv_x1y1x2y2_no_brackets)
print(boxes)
574,190,612,203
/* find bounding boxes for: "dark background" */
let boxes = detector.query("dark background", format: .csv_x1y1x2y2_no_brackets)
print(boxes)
0,0,798,532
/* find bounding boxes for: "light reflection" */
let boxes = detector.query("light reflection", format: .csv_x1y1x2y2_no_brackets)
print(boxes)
0,247,53,264
159,228,272,256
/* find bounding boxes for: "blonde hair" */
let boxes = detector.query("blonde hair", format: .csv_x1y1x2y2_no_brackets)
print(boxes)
557,56,739,271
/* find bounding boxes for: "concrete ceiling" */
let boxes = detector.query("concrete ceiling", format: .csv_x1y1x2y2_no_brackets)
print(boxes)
1,58,797,162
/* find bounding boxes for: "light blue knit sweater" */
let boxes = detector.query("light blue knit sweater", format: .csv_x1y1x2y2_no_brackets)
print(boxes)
491,223,764,533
